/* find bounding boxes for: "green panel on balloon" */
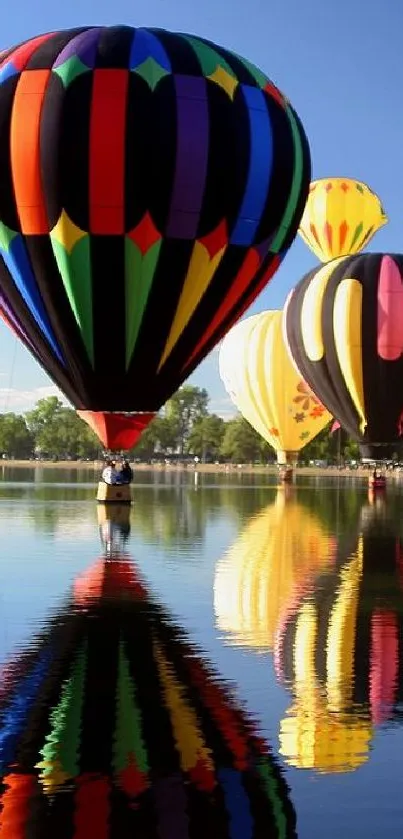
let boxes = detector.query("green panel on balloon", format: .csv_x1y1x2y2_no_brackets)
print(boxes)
53,55,90,88
133,56,170,91
270,106,305,254
184,35,235,78
235,54,268,88
0,220,18,251
37,643,87,783
51,237,94,366
113,641,149,775
350,223,364,251
125,237,162,369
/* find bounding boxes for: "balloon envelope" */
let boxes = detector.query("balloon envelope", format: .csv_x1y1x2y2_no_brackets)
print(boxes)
0,26,311,419
298,177,387,263
283,253,403,457
219,310,331,463
77,409,154,449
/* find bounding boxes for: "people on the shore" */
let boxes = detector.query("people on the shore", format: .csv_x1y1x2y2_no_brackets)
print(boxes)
102,459,119,485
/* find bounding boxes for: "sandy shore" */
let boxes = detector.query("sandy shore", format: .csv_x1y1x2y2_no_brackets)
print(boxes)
0,459,396,479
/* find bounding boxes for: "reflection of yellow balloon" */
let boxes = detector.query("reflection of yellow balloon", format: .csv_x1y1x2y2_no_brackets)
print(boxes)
277,540,373,773
280,696,371,774
219,310,331,465
213,489,336,650
298,177,387,263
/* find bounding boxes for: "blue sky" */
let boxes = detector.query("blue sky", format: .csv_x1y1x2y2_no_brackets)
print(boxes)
0,0,401,416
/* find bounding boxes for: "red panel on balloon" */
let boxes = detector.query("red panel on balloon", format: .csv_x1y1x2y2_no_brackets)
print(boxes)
77,410,155,449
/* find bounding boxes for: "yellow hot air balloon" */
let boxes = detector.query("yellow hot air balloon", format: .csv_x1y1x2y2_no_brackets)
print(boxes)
213,488,336,650
298,177,387,263
218,310,331,469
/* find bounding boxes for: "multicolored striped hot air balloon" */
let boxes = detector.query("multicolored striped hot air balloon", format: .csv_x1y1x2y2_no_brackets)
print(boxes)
0,26,311,449
298,178,387,263
0,554,297,837
274,498,403,773
283,253,403,459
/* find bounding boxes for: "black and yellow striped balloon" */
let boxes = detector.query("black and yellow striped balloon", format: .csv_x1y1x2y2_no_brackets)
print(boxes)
283,253,403,458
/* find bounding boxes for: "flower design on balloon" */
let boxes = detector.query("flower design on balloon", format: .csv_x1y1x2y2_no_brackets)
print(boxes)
293,381,319,410
293,381,327,421
310,404,327,419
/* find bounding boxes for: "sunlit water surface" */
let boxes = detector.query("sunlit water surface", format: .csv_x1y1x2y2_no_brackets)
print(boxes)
1,465,403,837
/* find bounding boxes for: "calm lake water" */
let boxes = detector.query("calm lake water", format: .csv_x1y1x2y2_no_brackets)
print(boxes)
0,465,403,837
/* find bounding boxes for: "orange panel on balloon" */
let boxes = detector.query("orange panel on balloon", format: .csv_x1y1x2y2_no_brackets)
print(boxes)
10,70,50,234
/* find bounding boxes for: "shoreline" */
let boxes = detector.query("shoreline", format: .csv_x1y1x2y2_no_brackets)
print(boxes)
0,459,397,479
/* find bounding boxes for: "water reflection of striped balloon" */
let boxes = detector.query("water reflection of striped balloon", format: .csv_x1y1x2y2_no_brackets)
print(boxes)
214,488,336,650
0,555,297,837
275,501,403,773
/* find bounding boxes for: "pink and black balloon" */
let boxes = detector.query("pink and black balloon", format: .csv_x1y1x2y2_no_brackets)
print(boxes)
284,253,403,459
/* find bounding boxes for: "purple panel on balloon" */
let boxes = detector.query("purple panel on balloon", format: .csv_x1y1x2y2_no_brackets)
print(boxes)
166,75,209,240
255,234,277,260
53,28,102,69
153,776,189,839
0,292,36,352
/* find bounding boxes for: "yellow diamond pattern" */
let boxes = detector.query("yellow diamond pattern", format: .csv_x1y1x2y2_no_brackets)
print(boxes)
207,65,238,100
50,210,87,254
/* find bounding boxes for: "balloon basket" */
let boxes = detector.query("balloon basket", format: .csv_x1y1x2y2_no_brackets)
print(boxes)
96,481,132,504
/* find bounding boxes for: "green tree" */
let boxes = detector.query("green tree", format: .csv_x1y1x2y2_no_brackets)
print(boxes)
343,438,360,461
131,415,178,458
75,422,102,459
25,396,65,440
130,421,159,459
165,385,209,455
0,413,34,457
154,416,179,452
220,417,268,463
187,414,225,461
48,408,100,458
25,397,99,458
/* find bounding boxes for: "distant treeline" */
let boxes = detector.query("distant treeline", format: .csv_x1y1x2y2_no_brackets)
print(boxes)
0,385,362,463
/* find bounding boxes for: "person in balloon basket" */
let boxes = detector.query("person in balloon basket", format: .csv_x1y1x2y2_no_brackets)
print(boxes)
102,459,119,485
116,459,133,485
